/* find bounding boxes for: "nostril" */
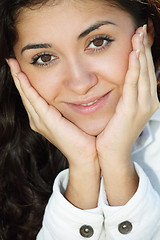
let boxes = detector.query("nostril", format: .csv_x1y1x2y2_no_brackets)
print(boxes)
67,70,98,95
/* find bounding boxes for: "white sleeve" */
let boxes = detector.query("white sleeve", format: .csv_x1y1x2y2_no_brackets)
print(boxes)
99,162,160,239
37,169,105,240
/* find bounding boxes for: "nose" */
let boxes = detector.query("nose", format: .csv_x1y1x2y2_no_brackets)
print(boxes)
65,58,98,95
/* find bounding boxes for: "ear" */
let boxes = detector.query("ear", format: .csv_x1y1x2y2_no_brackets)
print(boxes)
147,18,155,46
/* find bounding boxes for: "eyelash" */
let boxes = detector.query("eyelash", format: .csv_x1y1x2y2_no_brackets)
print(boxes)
30,35,114,67
86,35,114,52
31,52,57,67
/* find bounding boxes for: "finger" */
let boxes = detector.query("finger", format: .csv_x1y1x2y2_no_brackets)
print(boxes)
16,70,67,138
7,58,51,120
143,25,158,97
7,58,40,122
8,59,66,139
133,29,151,105
7,58,24,95
122,50,140,110
139,34,151,105
136,26,159,112
17,71,63,126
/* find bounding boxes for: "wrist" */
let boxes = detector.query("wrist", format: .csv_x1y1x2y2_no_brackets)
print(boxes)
65,162,101,209
98,147,132,167
100,159,139,206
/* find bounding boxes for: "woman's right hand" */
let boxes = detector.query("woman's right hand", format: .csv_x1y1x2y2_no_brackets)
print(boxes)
8,58,100,209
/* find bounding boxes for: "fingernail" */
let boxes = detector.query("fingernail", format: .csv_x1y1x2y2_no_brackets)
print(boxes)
143,24,147,33
139,32,143,37
136,49,140,58
5,58,9,66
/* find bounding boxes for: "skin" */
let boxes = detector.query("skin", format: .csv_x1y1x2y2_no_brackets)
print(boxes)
8,1,159,209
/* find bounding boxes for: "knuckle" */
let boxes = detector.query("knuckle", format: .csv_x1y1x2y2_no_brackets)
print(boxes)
30,122,37,132
152,100,160,112
29,118,39,132
141,100,159,117
126,80,138,89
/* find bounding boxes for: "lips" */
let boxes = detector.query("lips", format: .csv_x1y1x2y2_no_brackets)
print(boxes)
65,91,111,115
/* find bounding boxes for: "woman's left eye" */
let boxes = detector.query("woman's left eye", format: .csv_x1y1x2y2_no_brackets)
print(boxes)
86,36,114,52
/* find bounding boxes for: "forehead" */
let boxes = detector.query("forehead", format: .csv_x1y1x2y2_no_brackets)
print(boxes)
15,0,133,26
15,0,126,23
14,0,135,46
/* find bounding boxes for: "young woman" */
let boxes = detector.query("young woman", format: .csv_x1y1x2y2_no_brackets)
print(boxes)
0,0,160,239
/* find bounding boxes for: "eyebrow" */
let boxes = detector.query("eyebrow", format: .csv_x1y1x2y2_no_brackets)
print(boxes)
21,20,117,54
21,43,52,54
78,20,117,39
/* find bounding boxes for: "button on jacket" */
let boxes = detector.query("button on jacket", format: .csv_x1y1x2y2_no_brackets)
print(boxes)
37,107,160,240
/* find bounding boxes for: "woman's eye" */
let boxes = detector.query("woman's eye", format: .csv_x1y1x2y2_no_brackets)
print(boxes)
31,53,57,66
39,54,53,63
91,39,106,47
86,36,113,51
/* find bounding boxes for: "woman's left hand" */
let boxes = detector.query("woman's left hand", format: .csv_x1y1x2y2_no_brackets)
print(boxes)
7,58,100,210
96,25,159,205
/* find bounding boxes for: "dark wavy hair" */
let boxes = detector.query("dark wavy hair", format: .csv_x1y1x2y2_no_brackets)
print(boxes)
0,0,160,239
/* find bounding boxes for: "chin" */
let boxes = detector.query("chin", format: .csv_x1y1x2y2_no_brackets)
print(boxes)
74,115,112,136
80,122,107,136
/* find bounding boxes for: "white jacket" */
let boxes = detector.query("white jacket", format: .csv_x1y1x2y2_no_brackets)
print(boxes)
37,107,160,240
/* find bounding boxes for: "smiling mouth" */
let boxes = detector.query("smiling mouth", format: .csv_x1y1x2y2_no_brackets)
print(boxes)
66,91,111,115
80,98,100,106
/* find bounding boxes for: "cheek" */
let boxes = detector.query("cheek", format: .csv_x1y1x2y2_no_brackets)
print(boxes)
105,42,131,85
94,50,130,86
112,50,130,83
22,68,62,103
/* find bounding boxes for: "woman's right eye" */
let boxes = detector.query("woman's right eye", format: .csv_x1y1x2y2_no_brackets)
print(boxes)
31,53,57,66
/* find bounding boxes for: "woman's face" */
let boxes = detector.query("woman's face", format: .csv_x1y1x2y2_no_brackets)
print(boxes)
14,1,136,136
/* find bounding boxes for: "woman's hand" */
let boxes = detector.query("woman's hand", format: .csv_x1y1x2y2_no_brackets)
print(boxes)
7,59,100,209
96,25,159,205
